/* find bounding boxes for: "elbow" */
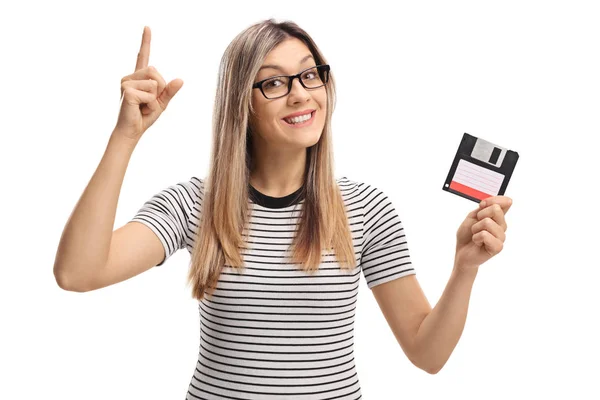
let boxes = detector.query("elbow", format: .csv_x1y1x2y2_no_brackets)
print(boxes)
408,352,444,375
54,267,88,292
413,360,443,375
424,363,443,375
54,267,71,290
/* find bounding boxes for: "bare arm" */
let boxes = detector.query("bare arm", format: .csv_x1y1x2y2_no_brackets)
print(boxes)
411,265,478,373
53,131,138,291
371,264,478,375
53,26,183,292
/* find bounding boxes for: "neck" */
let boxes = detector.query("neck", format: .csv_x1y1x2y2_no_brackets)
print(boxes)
250,144,307,197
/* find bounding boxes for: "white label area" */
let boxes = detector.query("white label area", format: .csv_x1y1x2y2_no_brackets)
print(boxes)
453,159,505,196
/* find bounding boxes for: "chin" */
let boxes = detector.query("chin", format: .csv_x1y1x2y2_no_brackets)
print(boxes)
298,124,323,141
277,122,323,143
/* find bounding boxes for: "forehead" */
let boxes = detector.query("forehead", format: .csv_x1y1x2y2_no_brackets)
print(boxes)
260,38,314,74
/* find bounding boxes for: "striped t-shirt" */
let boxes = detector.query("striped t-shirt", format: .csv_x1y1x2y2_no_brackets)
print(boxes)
130,176,415,399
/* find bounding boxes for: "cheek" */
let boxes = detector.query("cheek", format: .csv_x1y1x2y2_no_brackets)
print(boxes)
318,99,327,122
251,101,276,127
317,91,328,113
266,102,287,125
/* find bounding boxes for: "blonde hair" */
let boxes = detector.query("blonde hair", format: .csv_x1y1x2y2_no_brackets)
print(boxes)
187,19,356,301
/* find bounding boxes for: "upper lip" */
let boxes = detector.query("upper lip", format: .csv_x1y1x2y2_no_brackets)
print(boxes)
282,109,315,119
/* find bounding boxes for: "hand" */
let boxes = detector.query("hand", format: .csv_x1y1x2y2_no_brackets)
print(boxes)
454,196,513,272
114,26,184,141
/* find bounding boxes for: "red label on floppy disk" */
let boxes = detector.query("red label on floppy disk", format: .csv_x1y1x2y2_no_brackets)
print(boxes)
443,133,519,203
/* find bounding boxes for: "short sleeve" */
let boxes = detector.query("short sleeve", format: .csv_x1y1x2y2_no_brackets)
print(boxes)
130,177,199,266
360,184,415,289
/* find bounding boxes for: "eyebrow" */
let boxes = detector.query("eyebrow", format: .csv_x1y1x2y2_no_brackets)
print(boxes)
258,54,315,73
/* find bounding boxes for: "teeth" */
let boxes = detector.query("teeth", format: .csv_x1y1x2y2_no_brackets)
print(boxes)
285,112,312,124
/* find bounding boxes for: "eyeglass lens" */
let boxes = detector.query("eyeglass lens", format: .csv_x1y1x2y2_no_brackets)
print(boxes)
261,66,328,99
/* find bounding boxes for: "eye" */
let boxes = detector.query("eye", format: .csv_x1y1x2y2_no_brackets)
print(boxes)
264,78,284,88
302,71,317,80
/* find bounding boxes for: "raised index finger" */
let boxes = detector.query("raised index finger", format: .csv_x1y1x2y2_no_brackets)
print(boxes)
135,26,151,71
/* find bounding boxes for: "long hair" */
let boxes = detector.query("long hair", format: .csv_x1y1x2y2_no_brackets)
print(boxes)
186,19,356,301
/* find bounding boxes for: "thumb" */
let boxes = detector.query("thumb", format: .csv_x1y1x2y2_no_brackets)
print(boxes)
468,206,480,220
158,78,184,110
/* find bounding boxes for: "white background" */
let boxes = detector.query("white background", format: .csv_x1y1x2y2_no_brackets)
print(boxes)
1,0,599,399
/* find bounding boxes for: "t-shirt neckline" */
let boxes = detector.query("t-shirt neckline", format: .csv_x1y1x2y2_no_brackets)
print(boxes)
249,184,305,209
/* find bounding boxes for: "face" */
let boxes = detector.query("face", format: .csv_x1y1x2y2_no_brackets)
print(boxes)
249,38,327,151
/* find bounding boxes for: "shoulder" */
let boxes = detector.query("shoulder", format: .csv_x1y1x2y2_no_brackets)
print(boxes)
143,176,205,219
335,176,391,207
158,176,204,209
336,176,364,194
188,176,205,196
178,176,205,203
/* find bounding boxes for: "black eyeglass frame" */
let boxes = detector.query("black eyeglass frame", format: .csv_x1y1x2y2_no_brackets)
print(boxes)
252,64,331,99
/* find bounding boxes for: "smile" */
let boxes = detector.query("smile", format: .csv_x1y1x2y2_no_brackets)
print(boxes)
282,111,315,127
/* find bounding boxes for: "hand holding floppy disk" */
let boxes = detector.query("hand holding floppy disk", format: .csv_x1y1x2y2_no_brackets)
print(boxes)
454,194,513,271
444,133,518,270
443,133,519,203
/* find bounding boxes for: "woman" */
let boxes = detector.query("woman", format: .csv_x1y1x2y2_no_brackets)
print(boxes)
54,19,512,399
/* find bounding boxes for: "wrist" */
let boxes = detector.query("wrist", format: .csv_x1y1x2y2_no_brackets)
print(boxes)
452,260,480,278
110,129,139,150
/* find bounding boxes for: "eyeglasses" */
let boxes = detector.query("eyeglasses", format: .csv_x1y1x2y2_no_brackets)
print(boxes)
252,64,330,99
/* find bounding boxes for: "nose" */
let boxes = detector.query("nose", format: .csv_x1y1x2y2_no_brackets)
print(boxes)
287,77,310,105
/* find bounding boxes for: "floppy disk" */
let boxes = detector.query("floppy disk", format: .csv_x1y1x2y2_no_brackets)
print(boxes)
442,133,519,203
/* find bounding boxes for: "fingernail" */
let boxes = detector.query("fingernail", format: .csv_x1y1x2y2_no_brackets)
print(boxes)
480,201,486,208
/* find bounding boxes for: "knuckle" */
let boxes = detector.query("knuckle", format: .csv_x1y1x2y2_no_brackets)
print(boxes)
123,87,135,97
